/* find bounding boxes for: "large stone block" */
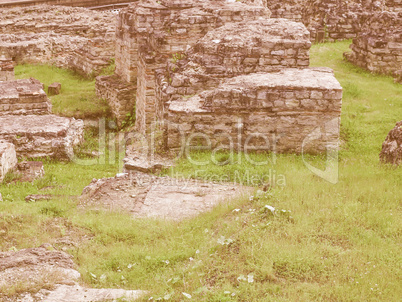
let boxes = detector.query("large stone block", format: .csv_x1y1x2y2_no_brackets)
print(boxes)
0,140,17,182
167,68,342,153
0,78,51,115
0,115,84,160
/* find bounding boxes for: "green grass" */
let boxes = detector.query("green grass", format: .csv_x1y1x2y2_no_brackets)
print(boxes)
15,64,111,119
1,41,401,301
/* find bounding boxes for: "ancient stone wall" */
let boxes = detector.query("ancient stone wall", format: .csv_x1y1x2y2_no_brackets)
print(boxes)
159,20,342,153
100,0,342,155
344,11,402,81
267,0,401,42
0,115,84,159
0,57,14,81
96,75,137,126
0,78,52,116
101,0,271,127
0,5,116,77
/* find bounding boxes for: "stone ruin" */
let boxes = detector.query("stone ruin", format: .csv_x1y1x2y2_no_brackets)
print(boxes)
0,244,146,301
0,78,51,115
0,115,84,160
344,11,402,83
0,5,117,77
97,0,342,157
266,0,402,43
0,76,83,165
380,121,402,166
0,55,14,81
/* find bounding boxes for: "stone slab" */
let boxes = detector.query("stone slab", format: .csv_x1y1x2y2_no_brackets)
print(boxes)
0,115,84,159
0,78,51,115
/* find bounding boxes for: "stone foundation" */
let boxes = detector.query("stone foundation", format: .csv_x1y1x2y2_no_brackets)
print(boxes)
95,75,137,127
0,56,14,81
0,115,84,159
0,78,51,116
100,0,342,156
0,5,116,77
344,11,402,81
166,68,342,153
0,141,17,182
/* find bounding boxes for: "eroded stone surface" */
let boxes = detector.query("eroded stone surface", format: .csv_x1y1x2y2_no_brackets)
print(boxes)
0,140,17,182
0,115,84,159
0,78,51,116
166,68,342,153
0,244,145,302
380,121,402,165
80,172,252,220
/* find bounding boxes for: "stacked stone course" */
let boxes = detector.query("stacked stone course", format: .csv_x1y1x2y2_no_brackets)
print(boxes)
98,0,342,156
0,56,14,81
0,78,52,116
344,11,402,82
0,115,84,159
0,5,116,77
266,0,401,42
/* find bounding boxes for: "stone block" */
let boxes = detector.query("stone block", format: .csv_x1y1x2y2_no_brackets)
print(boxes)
48,82,61,96
0,115,84,160
0,78,51,115
0,140,17,182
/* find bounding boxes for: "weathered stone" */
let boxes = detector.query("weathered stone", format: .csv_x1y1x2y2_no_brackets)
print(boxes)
0,55,14,81
167,68,342,153
25,194,53,202
380,121,402,165
48,82,61,96
17,161,45,182
0,78,51,116
0,244,146,301
0,5,116,77
95,75,136,127
0,140,17,182
344,11,402,82
80,172,252,220
0,115,84,160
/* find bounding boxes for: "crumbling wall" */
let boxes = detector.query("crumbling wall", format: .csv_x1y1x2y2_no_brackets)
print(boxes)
0,5,116,77
344,11,402,82
160,20,342,153
0,78,52,116
0,57,14,81
101,0,271,127
267,0,401,42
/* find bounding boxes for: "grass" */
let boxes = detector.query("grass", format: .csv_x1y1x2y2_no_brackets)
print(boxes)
1,41,401,301
15,64,111,119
